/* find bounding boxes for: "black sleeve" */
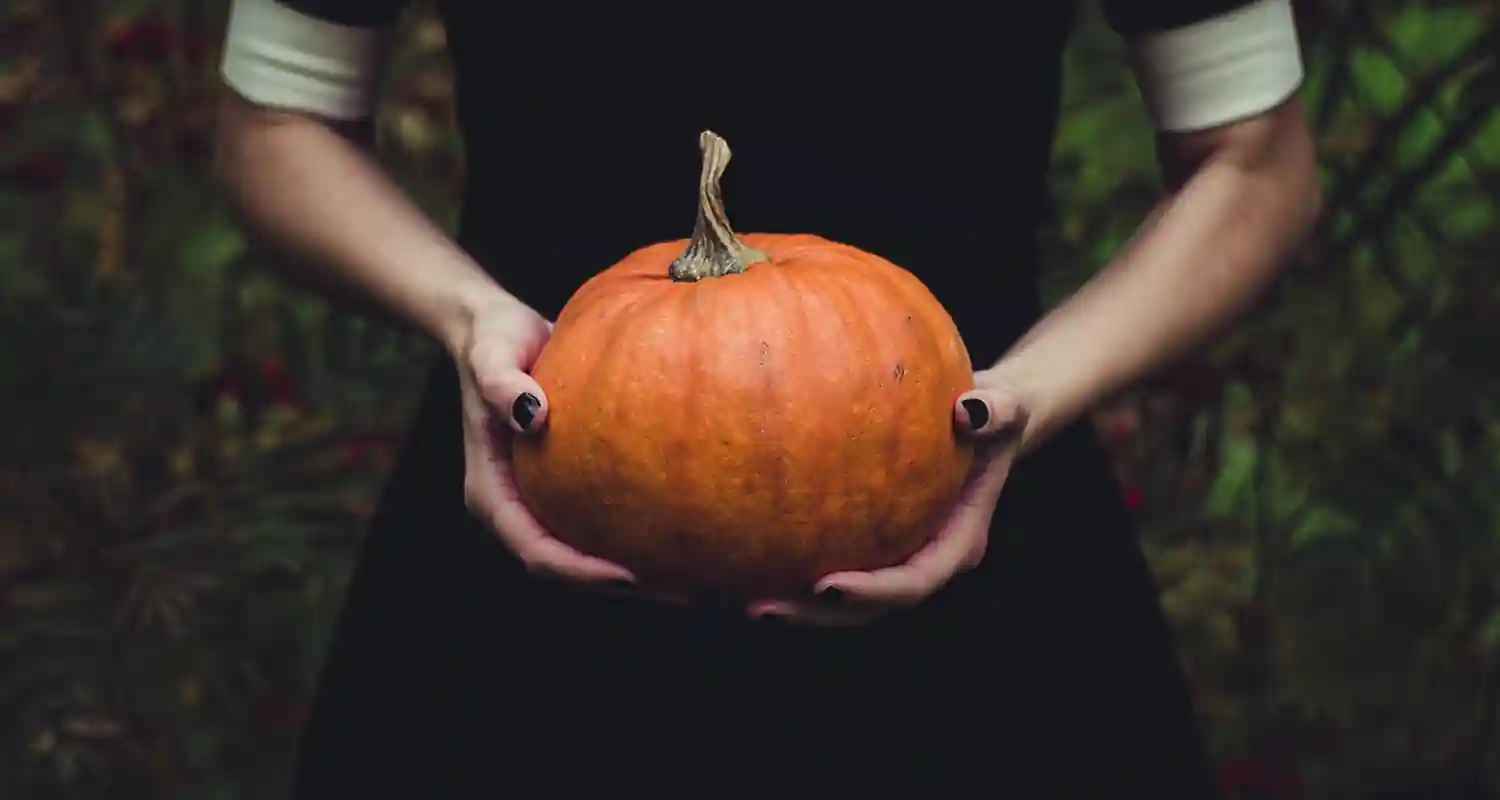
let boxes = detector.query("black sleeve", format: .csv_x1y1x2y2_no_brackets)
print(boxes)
1100,0,1263,36
274,0,409,28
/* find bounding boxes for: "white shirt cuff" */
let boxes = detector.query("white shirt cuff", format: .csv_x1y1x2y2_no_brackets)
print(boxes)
1128,0,1305,132
220,0,388,120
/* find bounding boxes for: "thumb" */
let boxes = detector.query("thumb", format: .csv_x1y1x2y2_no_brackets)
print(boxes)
953,385,1027,441
470,345,549,435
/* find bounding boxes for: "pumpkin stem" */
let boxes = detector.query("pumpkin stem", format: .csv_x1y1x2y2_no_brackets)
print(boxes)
669,130,769,282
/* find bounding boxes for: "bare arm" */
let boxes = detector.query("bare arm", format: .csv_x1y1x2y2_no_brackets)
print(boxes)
212,0,515,354
995,99,1319,449
214,95,511,353
992,0,1321,451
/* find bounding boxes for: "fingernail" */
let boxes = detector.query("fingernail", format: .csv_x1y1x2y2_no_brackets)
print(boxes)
511,392,541,431
961,397,990,431
816,586,846,604
604,578,636,592
757,611,788,624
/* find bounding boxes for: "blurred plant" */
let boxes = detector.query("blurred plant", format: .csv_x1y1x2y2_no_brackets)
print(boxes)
0,1,440,797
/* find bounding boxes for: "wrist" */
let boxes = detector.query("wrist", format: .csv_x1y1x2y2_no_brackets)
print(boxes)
977,361,1060,456
415,252,516,356
435,283,529,359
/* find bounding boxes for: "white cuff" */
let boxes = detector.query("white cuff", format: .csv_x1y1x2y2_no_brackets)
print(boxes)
220,0,388,120
1128,0,1304,133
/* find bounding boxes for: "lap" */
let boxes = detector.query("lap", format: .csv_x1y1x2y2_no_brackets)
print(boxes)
293,364,1217,798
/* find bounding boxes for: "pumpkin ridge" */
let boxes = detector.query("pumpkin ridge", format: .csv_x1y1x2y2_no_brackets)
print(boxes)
837,264,935,548
854,253,959,364
653,289,705,569
759,241,843,264
812,264,875,433
750,260,803,536
794,265,864,563
854,273,924,544
850,254,974,551
566,293,660,537
785,261,889,563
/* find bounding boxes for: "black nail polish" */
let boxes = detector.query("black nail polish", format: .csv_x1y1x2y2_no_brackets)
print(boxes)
758,612,787,624
961,397,990,431
511,392,540,430
817,586,846,604
604,579,636,592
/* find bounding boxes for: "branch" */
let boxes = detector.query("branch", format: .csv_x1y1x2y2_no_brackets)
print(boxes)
1312,24,1497,248
1321,94,1499,269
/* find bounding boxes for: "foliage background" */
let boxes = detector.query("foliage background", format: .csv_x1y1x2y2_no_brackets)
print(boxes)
0,1,1496,797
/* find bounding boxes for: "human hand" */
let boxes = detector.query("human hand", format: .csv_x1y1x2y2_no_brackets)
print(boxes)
455,298,641,591
747,371,1029,626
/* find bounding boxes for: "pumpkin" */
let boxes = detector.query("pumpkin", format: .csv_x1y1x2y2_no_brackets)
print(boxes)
511,131,974,599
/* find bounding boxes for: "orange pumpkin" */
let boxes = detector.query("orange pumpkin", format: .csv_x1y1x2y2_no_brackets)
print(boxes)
512,131,974,599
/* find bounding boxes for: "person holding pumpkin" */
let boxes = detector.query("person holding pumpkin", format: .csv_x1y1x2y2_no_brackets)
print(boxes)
215,0,1319,796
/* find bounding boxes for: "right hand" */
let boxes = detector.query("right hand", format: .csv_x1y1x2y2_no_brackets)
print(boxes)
454,298,639,590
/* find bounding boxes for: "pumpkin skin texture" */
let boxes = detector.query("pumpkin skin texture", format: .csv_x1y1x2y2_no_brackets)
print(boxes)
510,133,974,599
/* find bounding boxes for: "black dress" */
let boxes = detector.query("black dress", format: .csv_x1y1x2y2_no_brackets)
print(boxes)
279,1,1256,796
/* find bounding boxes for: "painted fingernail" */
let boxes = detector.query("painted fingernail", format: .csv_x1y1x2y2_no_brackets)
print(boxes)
757,612,789,624
817,586,846,604
961,397,990,431
511,392,541,430
604,578,636,592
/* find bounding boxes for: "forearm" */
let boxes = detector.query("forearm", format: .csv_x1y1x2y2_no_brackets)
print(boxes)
213,93,510,352
992,100,1321,452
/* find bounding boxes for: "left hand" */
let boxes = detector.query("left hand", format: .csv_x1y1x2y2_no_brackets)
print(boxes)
747,371,1029,626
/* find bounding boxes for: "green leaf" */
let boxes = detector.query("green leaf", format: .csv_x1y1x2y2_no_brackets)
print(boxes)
1349,48,1408,114
1207,434,1258,518
1290,505,1361,550
1384,6,1486,70
176,211,246,279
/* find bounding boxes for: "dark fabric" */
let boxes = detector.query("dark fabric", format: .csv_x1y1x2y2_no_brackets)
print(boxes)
273,0,408,28
295,362,1217,797
291,2,1219,796
1102,0,1265,36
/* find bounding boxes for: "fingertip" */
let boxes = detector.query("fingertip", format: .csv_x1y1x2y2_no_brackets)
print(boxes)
474,367,548,434
957,395,992,435
508,391,547,434
812,575,856,595
520,537,635,585
584,557,636,585
955,389,1024,439
813,573,876,602
816,570,876,594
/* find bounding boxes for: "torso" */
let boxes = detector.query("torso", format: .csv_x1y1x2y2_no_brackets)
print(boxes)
437,6,1078,363
291,7,1226,796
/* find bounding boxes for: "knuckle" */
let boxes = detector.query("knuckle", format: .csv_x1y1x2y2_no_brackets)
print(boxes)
514,544,569,580
476,375,514,402
468,334,513,361
515,548,548,576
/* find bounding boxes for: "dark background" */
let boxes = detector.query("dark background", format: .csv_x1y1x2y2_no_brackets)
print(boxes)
1,1,1497,797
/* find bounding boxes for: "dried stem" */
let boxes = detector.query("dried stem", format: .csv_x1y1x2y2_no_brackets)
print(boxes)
668,131,768,282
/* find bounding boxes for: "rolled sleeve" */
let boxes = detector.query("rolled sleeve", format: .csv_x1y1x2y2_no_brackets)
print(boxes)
1104,0,1305,133
220,0,408,120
